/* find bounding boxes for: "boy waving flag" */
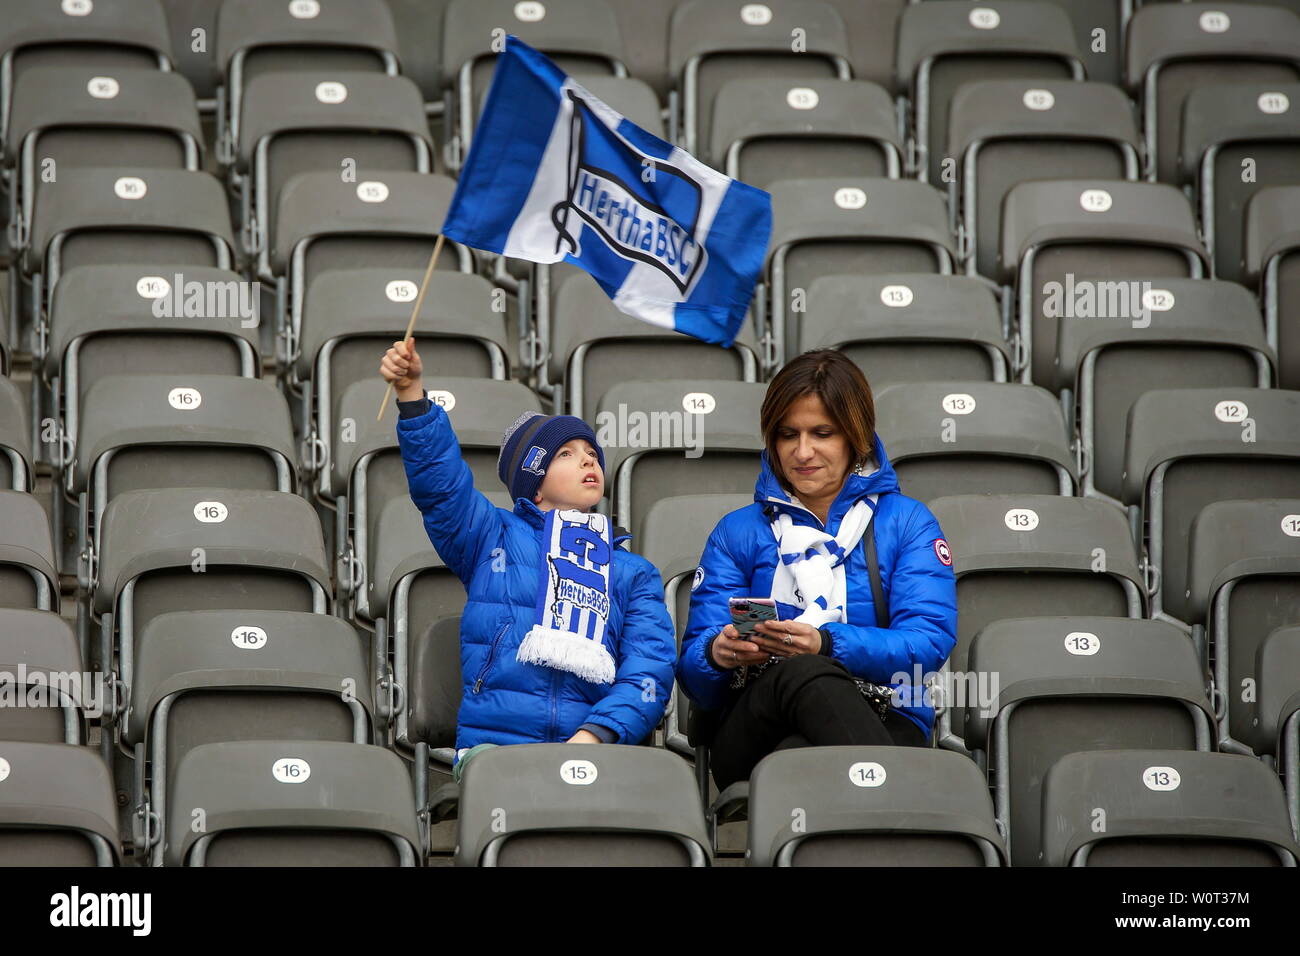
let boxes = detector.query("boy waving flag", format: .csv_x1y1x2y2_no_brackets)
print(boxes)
441,35,772,348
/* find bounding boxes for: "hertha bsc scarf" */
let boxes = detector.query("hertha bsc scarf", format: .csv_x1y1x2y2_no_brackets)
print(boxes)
516,509,617,684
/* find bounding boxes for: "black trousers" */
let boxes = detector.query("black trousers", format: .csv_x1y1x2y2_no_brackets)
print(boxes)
708,654,927,791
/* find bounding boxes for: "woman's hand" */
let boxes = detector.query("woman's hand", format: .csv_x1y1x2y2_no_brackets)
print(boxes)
751,620,822,657
710,623,771,669
380,338,424,402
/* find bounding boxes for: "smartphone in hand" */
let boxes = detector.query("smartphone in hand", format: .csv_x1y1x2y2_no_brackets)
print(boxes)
728,597,779,637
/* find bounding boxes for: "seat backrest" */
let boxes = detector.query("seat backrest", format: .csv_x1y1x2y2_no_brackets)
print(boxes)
26,167,234,280
598,379,765,541
668,0,849,156
455,743,710,866
1122,388,1300,624
0,491,57,610
1125,1,1300,182
949,79,1139,278
968,616,1212,866
1254,624,1300,757
1001,179,1207,385
165,739,420,866
0,741,120,866
1179,82,1300,282
928,494,1144,673
768,177,956,362
896,0,1082,183
552,273,758,422
875,381,1076,502
1056,277,1271,500
1244,185,1300,389
407,614,462,750
0,378,33,492
0,608,85,743
1186,498,1300,745
708,77,901,187
1041,749,1300,866
801,273,1009,387
746,745,1005,866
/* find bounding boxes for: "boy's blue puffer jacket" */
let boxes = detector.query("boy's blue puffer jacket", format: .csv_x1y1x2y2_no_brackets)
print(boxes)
676,433,957,737
396,402,676,750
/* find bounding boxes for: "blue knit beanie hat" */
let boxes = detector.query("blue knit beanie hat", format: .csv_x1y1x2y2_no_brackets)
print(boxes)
497,411,606,504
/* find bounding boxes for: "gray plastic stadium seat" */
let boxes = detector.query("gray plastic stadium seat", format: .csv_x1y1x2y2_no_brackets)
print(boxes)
268,170,468,365
0,742,120,866
124,608,372,865
22,168,235,355
72,374,296,559
1126,2,1300,183
164,740,421,866
0,377,33,492
45,264,260,465
299,268,510,489
0,492,58,611
828,0,909,91
707,78,903,187
1254,625,1300,834
0,0,173,149
1056,278,1273,505
1040,0,1127,85
328,378,540,619
895,1,1084,184
442,0,625,169
551,273,760,423
801,274,1012,387
159,0,221,101
1122,388,1300,628
1041,750,1300,866
875,381,1076,502
6,66,202,253
1180,83,1300,283
215,0,400,163
927,493,1145,749
92,487,332,713
741,746,1005,867
1186,499,1300,753
1244,185,1300,389
401,614,462,770
967,616,1214,867
765,178,956,368
598,379,764,543
235,71,432,261
1000,179,1208,386
0,608,86,743
949,80,1141,278
456,743,710,866
637,492,750,764
668,0,849,157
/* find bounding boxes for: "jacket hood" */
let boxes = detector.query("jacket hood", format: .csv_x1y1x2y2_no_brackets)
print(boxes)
755,431,901,528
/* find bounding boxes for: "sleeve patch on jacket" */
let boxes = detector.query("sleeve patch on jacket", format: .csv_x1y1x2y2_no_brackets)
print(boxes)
691,566,705,591
932,538,952,566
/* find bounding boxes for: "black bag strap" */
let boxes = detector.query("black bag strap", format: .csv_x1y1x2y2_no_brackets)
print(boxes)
863,520,889,629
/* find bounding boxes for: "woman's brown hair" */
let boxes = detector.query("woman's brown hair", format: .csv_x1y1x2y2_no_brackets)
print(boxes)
760,350,876,492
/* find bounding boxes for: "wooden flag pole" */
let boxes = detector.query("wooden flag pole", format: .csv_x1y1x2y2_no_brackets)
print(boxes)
377,232,447,421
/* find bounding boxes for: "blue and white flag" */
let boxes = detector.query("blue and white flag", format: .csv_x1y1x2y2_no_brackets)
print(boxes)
441,35,772,348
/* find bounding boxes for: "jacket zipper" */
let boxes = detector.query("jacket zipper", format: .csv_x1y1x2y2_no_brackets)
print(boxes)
473,620,511,694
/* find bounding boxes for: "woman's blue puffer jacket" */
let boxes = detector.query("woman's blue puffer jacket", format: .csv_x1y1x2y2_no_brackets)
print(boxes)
676,432,958,737
396,403,676,749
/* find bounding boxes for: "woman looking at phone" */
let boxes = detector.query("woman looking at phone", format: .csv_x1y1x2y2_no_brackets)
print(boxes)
676,350,958,790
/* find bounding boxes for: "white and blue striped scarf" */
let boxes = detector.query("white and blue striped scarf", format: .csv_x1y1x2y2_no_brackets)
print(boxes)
769,497,878,627
516,509,617,684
